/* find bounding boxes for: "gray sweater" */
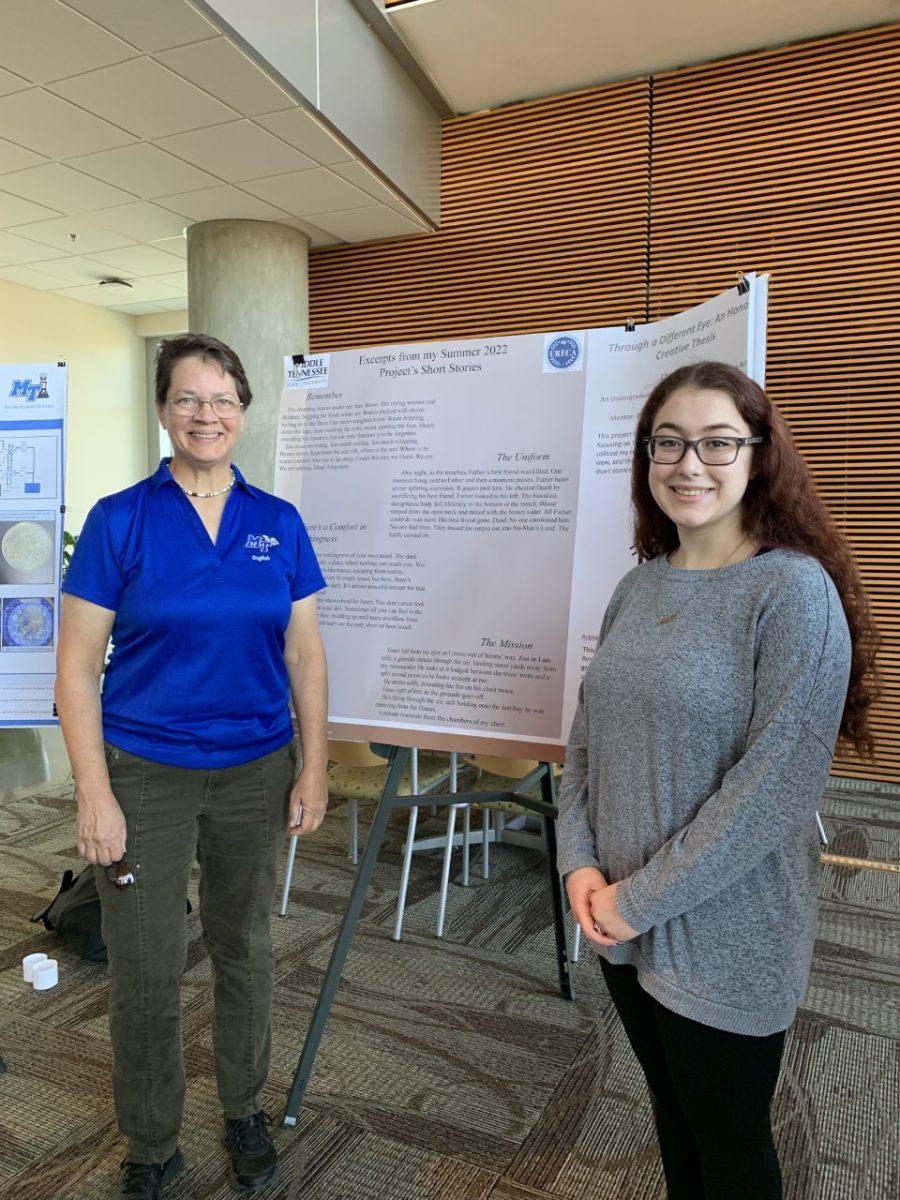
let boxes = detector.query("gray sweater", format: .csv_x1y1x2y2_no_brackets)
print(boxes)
558,549,851,1035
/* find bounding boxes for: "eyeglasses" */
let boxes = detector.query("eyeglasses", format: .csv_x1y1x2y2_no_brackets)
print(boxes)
170,396,243,417
643,435,764,465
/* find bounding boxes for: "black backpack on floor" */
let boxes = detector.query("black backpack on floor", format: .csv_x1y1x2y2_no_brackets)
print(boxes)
31,867,108,963
31,867,194,964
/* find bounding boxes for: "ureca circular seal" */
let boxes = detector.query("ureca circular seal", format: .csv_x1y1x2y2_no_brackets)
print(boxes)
546,335,580,369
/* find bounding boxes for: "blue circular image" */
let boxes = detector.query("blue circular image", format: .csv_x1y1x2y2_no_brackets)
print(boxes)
547,335,580,369
3,598,54,648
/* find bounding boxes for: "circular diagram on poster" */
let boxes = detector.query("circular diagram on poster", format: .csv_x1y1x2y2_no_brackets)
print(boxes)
2,521,53,574
2,598,54,648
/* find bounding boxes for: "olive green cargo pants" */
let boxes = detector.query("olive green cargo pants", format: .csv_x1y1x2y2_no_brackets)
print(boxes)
95,741,294,1164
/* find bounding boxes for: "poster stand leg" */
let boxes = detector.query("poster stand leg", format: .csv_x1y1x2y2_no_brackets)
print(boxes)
281,753,573,1127
539,762,573,1001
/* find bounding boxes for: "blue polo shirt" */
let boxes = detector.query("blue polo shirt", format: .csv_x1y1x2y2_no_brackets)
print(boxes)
62,460,325,768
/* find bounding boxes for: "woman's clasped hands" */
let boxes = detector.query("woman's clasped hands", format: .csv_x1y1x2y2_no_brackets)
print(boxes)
565,865,640,948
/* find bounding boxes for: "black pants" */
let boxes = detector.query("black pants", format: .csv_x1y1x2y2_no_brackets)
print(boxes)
600,960,786,1200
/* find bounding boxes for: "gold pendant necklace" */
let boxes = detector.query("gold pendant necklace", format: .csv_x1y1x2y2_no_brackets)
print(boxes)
655,535,750,625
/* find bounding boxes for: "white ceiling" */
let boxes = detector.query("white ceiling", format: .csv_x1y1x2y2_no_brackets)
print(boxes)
0,0,430,315
1,0,898,316
386,0,900,114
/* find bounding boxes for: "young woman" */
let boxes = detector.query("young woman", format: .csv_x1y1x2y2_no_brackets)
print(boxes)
557,361,878,1200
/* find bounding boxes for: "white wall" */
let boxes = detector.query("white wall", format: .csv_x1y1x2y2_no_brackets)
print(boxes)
0,280,147,533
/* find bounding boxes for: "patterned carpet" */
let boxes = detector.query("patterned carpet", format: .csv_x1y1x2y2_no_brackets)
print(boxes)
0,762,897,1200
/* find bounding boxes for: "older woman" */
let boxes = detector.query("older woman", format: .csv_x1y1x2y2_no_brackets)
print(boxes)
56,334,328,1200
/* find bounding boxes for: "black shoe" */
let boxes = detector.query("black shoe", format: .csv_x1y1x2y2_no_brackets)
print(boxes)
223,1111,280,1194
114,1149,183,1198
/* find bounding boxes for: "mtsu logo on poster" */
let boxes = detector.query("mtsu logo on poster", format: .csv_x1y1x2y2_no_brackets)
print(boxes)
284,355,330,390
543,332,584,373
9,374,50,402
1,363,66,420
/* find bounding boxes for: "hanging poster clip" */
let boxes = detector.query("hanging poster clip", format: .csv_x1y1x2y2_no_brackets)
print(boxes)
736,273,750,295
291,353,306,365
625,316,636,332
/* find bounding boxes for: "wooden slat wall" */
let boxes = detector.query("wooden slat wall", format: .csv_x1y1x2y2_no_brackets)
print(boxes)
309,25,899,783
308,79,650,347
649,25,900,782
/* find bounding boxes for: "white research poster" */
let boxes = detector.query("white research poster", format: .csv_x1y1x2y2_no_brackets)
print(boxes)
0,362,67,726
276,279,768,758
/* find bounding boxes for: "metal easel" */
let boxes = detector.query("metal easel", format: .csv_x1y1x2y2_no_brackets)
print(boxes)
281,744,574,1125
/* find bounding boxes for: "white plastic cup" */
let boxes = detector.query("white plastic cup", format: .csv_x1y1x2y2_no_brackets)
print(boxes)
32,959,59,990
22,952,48,983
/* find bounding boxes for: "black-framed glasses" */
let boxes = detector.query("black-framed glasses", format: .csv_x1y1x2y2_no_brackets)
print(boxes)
170,396,244,417
643,435,764,465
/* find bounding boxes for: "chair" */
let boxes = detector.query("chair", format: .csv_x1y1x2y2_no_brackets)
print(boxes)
392,753,538,940
464,754,563,855
427,754,579,952
278,740,451,918
398,754,543,940
393,750,472,939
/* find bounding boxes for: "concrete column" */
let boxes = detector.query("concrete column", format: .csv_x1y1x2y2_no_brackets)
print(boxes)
187,219,309,491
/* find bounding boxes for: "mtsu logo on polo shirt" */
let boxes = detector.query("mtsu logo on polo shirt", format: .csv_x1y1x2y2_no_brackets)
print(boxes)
543,332,584,373
245,533,280,561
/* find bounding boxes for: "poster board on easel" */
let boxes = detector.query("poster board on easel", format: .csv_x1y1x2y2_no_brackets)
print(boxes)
275,278,768,760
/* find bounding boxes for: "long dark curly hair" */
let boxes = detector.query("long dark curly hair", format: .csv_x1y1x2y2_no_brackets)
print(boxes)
631,361,879,759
